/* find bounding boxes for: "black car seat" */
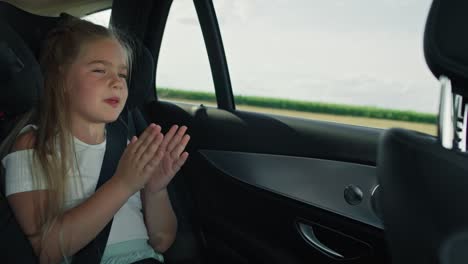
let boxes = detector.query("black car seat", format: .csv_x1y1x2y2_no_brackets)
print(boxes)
377,0,468,264
0,1,155,262
0,6,45,263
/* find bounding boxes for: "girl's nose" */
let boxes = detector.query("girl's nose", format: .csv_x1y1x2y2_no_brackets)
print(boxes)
110,73,124,89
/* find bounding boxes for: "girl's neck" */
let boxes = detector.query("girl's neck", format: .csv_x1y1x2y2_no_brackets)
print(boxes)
70,118,106,145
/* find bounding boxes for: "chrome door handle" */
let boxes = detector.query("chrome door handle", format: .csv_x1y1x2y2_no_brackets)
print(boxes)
298,222,344,259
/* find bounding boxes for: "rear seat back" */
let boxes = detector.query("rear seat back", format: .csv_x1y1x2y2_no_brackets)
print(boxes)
0,2,52,146
0,3,58,262
0,2,61,155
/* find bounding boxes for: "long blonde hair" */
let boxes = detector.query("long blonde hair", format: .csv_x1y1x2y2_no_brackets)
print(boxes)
0,17,132,256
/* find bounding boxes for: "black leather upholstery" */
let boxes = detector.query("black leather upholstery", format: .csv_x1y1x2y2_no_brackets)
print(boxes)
0,4,45,118
0,2,59,144
378,128,468,264
424,0,468,96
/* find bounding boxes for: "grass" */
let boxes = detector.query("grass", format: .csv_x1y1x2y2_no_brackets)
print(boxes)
157,88,436,124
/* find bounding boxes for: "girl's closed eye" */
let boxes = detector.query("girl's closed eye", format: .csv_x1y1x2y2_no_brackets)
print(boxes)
92,69,106,74
119,73,128,79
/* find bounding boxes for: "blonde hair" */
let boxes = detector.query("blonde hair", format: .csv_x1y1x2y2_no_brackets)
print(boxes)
0,17,132,258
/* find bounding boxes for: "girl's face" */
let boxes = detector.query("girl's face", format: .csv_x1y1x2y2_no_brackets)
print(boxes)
65,37,129,124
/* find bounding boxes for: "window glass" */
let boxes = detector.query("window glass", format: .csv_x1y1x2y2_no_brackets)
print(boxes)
211,0,437,134
82,9,111,27
156,0,216,107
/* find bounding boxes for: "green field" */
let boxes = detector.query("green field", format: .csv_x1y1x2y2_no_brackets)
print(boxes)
158,88,436,124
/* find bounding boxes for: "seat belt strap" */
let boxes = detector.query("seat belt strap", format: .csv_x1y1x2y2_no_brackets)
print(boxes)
72,119,127,263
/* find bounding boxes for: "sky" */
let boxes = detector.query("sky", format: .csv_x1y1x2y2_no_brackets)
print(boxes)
86,0,439,114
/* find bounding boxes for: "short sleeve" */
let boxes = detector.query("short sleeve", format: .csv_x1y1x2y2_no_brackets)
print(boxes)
1,149,47,197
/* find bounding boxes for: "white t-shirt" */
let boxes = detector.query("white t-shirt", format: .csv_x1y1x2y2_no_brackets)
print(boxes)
1,125,149,246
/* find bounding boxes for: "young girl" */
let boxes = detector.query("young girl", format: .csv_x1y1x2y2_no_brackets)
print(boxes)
0,18,189,264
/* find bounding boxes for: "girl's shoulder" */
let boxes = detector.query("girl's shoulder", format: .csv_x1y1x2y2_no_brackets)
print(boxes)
12,125,38,152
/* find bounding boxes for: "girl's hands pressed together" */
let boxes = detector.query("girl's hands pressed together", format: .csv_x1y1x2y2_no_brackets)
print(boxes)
145,125,190,194
114,124,165,194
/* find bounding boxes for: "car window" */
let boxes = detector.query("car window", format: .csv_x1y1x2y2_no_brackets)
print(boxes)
82,9,110,27
83,2,437,135
156,0,216,107
209,0,438,135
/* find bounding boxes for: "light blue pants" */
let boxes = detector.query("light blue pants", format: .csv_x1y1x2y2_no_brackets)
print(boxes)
62,239,164,264
101,239,164,264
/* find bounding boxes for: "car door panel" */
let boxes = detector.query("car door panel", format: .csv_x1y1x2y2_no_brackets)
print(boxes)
144,100,389,264
199,149,381,229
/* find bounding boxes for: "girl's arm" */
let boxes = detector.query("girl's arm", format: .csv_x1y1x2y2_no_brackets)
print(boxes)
142,187,177,253
8,177,132,264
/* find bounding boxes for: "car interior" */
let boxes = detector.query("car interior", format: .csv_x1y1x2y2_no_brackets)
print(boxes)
0,0,467,263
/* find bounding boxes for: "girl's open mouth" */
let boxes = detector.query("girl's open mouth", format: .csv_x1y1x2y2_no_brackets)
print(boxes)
104,97,120,108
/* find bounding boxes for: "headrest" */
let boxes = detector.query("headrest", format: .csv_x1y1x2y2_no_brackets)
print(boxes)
0,1,59,117
0,22,43,116
424,0,468,96
126,41,155,110
0,2,59,58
